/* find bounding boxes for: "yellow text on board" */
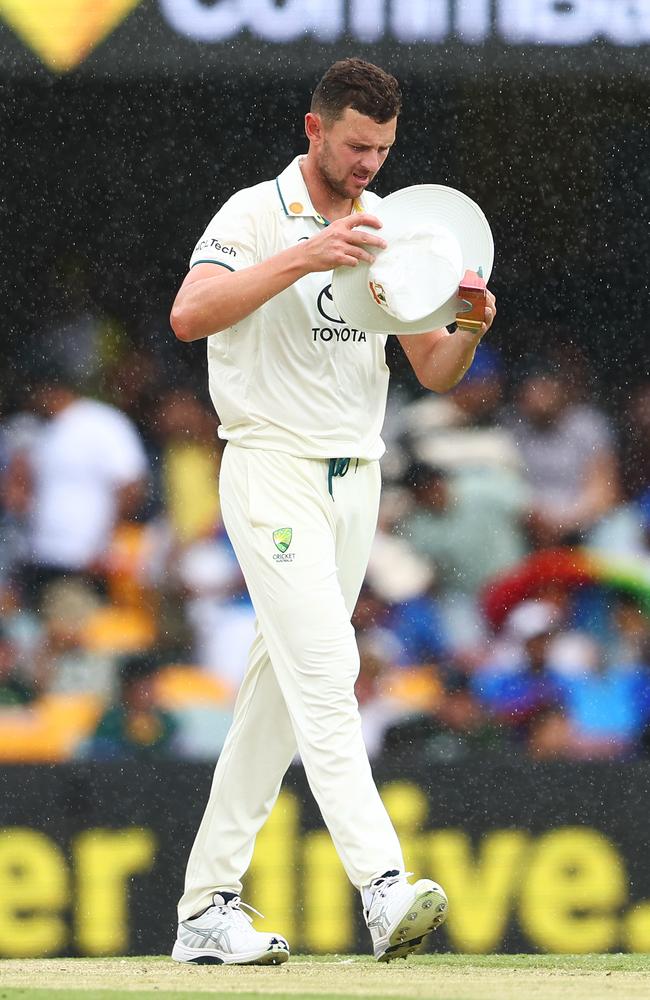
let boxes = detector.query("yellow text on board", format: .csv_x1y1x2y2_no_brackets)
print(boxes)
1,782,650,956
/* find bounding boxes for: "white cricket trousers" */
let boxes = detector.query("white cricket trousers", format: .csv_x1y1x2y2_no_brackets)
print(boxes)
178,444,404,920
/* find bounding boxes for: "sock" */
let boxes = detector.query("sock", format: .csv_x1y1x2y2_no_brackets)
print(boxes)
212,891,239,907
187,891,239,921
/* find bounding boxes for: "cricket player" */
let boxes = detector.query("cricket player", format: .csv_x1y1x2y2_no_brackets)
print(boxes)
170,58,496,965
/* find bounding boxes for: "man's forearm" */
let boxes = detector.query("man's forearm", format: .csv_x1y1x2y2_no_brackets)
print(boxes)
423,328,482,393
171,245,309,342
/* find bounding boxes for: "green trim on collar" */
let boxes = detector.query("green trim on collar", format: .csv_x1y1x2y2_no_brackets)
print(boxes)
275,158,365,224
275,177,289,216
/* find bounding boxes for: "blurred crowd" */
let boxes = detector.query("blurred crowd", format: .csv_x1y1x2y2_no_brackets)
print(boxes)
1,280,649,765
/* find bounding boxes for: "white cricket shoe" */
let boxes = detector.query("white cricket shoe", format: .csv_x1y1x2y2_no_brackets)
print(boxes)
363,870,448,961
172,892,290,965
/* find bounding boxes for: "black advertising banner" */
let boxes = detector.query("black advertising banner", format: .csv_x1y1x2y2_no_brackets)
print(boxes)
1,761,650,958
0,0,648,80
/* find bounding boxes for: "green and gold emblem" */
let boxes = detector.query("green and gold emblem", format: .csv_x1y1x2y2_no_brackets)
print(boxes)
273,527,292,553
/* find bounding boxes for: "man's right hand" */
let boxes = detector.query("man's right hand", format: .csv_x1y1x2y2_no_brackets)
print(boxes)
299,213,387,272
172,214,387,342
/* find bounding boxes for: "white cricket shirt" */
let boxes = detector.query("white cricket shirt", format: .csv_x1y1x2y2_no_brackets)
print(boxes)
29,398,148,568
189,156,390,460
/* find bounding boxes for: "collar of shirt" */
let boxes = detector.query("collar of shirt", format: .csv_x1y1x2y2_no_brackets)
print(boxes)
275,155,365,226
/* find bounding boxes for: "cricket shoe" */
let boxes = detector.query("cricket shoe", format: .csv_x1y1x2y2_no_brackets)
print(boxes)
363,870,448,962
172,892,289,965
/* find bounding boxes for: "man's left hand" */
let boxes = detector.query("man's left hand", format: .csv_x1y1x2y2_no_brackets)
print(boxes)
481,288,497,337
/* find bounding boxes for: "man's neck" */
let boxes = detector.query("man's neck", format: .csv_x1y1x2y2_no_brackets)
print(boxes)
299,155,353,223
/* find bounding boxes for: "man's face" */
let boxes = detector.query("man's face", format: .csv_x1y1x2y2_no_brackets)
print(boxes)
519,376,565,427
453,376,503,421
310,107,396,201
33,384,73,417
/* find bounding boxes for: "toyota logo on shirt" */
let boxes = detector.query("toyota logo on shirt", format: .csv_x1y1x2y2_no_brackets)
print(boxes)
317,284,345,326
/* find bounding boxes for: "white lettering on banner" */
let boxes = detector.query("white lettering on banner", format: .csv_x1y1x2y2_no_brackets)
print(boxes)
606,0,650,44
390,0,448,42
159,0,243,41
249,0,308,42
498,0,650,45
159,0,650,45
303,0,344,43
499,0,595,44
349,0,385,43
454,0,491,43
248,0,343,43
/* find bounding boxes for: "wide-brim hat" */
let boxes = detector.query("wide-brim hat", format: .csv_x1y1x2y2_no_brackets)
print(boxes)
331,184,494,336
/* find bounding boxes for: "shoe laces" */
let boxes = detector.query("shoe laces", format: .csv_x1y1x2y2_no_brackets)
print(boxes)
374,871,412,894
212,893,264,925
366,871,413,914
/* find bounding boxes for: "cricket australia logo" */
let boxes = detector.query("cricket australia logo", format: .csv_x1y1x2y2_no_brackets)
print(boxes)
272,527,294,562
273,527,292,552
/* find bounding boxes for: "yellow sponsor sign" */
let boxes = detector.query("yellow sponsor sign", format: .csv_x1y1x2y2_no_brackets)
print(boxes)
0,0,141,72
1,784,649,957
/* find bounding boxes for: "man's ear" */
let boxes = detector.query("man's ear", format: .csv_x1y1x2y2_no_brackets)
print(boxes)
305,112,324,144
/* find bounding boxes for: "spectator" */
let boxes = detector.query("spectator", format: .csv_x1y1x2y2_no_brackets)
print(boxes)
537,635,650,761
591,381,650,554
364,523,448,666
31,578,118,699
400,345,519,474
392,348,529,655
155,389,222,544
0,407,42,591
355,628,444,759
176,527,255,692
82,653,178,761
387,593,449,668
471,600,565,742
508,362,619,548
2,318,649,763
0,622,34,706
619,381,650,511
608,592,650,667
383,673,508,763
6,372,149,606
402,462,528,655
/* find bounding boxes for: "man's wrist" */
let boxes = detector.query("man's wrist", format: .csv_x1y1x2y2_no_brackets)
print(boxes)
281,243,311,281
456,323,483,342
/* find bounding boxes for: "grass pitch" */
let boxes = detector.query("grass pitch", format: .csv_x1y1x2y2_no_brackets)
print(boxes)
1,954,650,1000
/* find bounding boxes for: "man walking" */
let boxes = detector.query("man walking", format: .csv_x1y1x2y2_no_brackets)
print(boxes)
170,58,496,965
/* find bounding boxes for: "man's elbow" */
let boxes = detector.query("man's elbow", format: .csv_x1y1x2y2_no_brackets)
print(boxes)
170,300,195,342
418,371,462,394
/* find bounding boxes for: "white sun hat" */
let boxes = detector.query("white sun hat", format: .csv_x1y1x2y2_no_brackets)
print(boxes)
331,184,494,335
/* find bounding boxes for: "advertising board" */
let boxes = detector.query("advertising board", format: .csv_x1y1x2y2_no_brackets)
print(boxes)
1,0,648,77
2,761,650,957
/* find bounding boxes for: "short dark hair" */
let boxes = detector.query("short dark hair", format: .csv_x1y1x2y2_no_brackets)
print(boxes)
311,58,401,124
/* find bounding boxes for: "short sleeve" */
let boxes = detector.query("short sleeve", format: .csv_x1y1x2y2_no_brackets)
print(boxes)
96,408,149,486
189,189,258,273
571,406,614,455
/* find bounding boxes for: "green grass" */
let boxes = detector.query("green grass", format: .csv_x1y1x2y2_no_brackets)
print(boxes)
7,953,647,968
2,954,650,1000
4,993,228,1000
